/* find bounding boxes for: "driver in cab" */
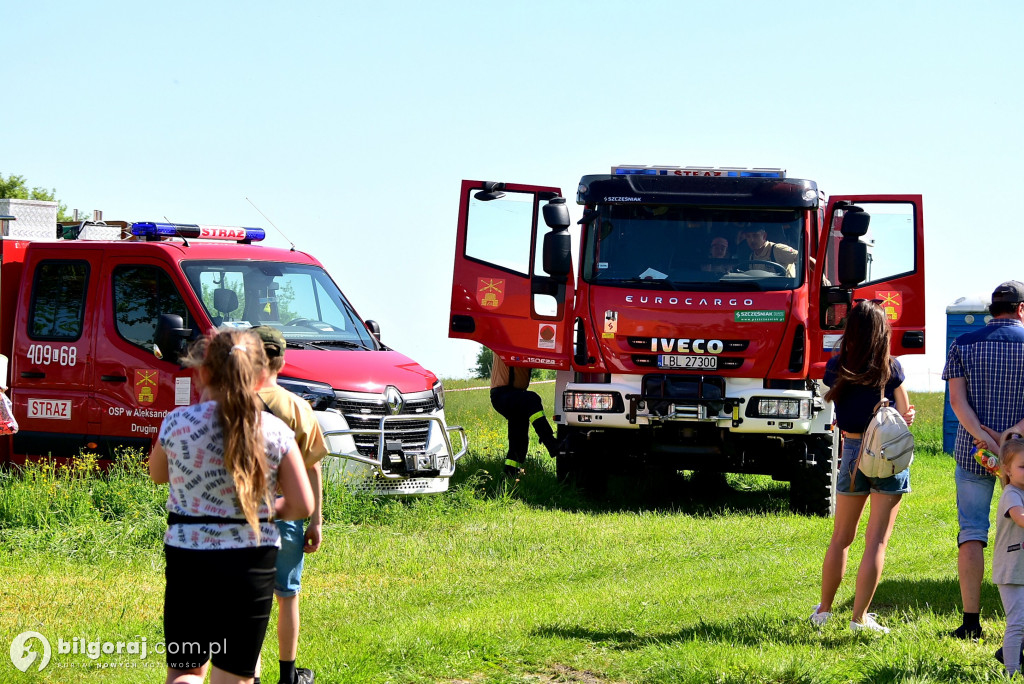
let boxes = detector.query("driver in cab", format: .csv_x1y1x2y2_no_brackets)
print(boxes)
737,225,797,276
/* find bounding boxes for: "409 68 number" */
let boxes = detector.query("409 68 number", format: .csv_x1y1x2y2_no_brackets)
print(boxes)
27,344,78,366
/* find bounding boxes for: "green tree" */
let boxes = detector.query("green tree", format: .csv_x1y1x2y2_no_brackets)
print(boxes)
472,346,493,379
0,173,72,221
471,346,556,380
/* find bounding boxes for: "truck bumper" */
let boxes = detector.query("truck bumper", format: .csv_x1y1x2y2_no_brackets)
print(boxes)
558,375,833,436
316,409,468,495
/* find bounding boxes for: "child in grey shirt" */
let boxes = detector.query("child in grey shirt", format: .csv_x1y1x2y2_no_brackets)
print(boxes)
994,437,1024,676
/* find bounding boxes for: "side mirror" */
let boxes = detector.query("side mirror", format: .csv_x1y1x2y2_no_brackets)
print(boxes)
543,229,572,278
837,238,868,287
840,206,870,238
473,181,506,202
542,197,570,230
365,319,381,343
154,314,192,365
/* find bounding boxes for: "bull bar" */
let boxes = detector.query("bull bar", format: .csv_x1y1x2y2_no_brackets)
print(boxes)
320,411,468,480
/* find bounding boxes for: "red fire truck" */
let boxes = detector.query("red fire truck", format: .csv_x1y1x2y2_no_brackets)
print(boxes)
449,166,924,514
0,218,465,495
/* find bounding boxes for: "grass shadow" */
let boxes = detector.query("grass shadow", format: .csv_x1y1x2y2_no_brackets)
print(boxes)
533,618,998,682
870,576,1004,620
532,577,1003,653
449,452,790,516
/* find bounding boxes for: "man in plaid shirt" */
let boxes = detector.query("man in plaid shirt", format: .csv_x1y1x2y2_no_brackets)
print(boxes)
943,280,1024,639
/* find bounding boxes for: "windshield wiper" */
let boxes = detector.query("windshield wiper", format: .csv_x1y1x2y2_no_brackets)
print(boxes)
601,277,678,291
306,339,374,351
713,278,765,291
284,341,324,351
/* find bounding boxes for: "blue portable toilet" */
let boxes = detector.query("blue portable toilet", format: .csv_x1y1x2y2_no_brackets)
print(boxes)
943,295,992,454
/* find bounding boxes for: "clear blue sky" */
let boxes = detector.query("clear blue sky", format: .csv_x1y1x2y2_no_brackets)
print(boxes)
6,1,1022,390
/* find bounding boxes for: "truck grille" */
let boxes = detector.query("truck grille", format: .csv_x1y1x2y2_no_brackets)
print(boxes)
334,393,435,459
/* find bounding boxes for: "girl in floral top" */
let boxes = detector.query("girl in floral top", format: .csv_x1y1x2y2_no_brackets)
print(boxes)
150,329,313,684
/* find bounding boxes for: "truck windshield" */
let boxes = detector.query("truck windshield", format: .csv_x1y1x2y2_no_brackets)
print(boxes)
582,206,806,291
181,260,377,349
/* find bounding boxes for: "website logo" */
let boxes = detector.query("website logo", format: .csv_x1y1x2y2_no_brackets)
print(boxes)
10,631,51,672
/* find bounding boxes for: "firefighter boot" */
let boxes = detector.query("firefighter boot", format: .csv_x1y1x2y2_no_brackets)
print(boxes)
531,411,559,458
504,458,524,479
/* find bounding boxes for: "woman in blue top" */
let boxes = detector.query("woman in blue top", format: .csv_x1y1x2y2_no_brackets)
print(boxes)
809,300,915,633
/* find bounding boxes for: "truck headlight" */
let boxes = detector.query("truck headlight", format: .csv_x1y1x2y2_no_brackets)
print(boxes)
563,391,622,412
747,397,810,419
432,381,445,410
277,377,336,410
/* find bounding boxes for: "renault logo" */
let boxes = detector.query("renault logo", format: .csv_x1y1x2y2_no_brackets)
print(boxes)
384,386,403,415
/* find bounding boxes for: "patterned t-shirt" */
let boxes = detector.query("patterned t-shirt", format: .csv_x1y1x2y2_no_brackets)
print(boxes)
158,400,296,550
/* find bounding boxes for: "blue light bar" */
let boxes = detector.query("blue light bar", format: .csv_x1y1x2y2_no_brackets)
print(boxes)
614,167,663,175
131,222,265,242
612,165,786,178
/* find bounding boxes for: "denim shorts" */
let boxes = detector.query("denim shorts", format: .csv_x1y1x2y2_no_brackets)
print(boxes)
274,519,306,598
836,436,911,496
955,464,998,546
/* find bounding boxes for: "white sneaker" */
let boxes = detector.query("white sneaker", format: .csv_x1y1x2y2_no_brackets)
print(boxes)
809,604,832,626
850,613,890,634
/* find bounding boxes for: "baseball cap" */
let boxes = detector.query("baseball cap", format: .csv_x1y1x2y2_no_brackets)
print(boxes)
250,326,285,358
992,281,1024,304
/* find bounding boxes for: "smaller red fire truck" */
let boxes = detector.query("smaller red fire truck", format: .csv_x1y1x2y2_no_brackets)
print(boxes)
0,213,466,495
449,166,925,514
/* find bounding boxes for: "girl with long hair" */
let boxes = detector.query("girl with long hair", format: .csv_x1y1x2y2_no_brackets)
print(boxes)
150,329,313,684
809,300,915,633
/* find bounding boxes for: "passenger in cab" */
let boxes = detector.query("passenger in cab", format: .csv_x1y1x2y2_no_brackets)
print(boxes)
701,235,733,276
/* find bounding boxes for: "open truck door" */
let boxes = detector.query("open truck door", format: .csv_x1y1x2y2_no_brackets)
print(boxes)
812,195,925,368
449,180,575,369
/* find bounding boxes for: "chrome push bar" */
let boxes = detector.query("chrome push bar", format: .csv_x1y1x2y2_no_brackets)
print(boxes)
319,411,468,481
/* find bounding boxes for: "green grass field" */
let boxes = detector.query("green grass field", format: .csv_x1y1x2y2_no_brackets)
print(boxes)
0,388,1011,683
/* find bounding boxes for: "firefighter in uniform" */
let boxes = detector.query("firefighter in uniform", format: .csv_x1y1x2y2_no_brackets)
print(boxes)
489,353,559,478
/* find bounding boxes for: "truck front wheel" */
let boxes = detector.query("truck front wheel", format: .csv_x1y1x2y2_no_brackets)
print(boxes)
788,435,837,517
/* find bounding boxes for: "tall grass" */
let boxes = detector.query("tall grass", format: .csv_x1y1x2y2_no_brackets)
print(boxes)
0,449,166,556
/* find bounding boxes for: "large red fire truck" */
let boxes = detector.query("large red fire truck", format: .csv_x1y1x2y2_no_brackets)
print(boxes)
0,216,465,495
449,166,924,514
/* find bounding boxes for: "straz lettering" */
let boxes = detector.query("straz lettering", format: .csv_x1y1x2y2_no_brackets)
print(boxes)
673,169,723,177
650,338,724,354
625,295,755,307
27,398,72,420
198,226,246,240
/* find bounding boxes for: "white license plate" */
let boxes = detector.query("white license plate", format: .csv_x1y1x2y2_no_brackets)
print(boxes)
657,355,718,369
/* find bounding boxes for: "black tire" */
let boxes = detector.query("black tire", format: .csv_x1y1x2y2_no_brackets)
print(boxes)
555,426,609,497
789,435,837,516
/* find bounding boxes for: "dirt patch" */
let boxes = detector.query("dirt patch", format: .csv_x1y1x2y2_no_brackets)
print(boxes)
446,664,624,683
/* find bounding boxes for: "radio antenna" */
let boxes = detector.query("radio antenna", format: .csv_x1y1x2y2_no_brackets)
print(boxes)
163,216,188,246
246,197,296,251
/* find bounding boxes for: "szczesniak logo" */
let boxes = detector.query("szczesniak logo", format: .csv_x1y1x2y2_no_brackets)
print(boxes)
10,631,51,672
